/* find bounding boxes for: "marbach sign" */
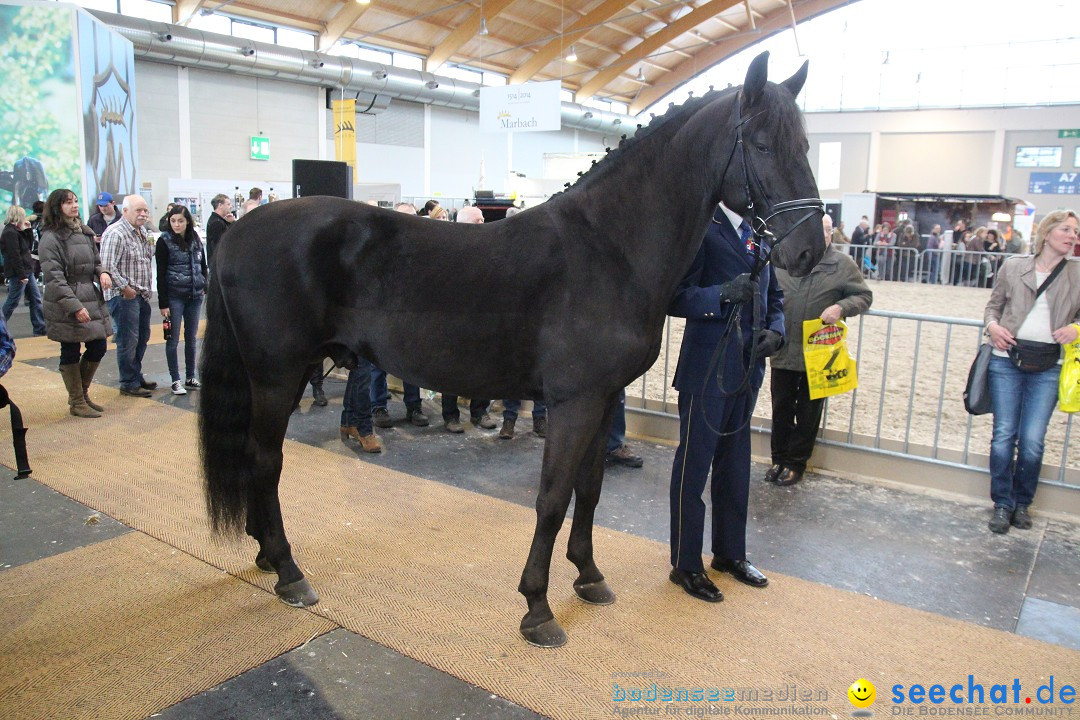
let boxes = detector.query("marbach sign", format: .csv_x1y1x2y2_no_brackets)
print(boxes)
480,81,561,133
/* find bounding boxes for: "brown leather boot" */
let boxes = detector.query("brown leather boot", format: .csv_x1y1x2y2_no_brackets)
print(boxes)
79,358,104,412
340,425,358,442
60,363,101,418
357,433,382,453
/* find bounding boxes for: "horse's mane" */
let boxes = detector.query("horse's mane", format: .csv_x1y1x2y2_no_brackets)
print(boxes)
554,80,804,197
552,85,738,197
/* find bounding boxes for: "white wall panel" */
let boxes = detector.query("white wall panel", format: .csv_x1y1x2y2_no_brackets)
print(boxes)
133,62,181,215
876,132,994,194
187,68,318,182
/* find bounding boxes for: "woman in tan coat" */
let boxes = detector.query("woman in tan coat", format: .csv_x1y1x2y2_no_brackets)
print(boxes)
38,189,114,417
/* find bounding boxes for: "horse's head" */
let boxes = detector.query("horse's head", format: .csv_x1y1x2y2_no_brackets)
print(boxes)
719,52,825,277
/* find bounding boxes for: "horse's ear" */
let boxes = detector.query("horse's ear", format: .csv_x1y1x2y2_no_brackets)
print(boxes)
781,60,809,99
741,51,769,107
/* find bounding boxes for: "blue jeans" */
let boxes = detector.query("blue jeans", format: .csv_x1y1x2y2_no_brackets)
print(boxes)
165,295,202,382
108,295,151,390
3,278,45,334
607,388,627,452
503,399,547,421
341,359,373,434
369,365,421,411
988,355,1059,511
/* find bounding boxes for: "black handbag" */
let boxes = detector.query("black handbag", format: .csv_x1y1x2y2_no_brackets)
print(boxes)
964,343,993,415
1008,340,1061,372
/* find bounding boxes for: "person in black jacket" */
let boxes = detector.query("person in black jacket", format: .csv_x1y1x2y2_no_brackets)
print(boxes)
204,193,234,261
157,203,176,233
155,205,207,395
1,205,46,335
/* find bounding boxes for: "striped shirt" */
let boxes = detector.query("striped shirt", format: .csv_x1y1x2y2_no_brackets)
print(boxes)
100,217,153,301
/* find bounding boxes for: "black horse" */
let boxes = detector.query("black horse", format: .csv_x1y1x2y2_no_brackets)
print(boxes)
200,52,824,648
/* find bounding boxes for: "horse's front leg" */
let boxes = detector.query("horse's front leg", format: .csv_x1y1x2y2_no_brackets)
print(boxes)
247,384,319,608
518,393,607,648
566,392,618,606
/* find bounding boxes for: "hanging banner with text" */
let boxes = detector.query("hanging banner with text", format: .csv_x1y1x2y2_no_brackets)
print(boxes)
332,98,357,182
479,80,561,133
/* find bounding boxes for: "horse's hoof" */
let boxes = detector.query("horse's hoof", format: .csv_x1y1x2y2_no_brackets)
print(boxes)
574,579,616,605
276,578,319,608
520,618,567,648
255,556,275,573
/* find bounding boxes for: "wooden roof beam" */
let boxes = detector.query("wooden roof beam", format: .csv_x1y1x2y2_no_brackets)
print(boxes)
318,2,374,52
509,0,638,85
628,0,846,113
576,0,742,102
173,0,207,26
426,0,517,73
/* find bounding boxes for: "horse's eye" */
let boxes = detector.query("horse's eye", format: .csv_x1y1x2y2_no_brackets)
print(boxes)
756,144,770,154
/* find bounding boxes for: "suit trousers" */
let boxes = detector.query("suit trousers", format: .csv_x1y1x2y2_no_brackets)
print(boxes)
669,388,755,571
769,368,825,473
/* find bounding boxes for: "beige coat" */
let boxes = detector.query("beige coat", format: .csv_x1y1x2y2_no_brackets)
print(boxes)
983,256,1080,335
39,223,114,343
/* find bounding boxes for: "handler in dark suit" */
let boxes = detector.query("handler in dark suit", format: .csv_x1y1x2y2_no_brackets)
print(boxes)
667,203,785,602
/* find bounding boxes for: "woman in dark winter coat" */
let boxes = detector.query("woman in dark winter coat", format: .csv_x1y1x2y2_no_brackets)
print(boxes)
155,204,207,395
38,189,114,418
1,205,47,335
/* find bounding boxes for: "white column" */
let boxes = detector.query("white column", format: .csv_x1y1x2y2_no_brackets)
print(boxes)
317,89,328,161
866,130,880,192
177,66,191,178
989,129,1006,194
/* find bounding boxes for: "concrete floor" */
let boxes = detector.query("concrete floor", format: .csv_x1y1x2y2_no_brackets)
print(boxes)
3,303,1079,719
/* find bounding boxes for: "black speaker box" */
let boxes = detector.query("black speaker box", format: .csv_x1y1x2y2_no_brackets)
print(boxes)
292,159,352,199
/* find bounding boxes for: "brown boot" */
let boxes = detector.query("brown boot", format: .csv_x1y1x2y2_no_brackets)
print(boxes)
357,433,382,453
60,364,101,418
340,425,359,442
79,358,104,412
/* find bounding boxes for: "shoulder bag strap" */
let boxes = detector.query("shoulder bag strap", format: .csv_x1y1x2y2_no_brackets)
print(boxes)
1035,259,1067,300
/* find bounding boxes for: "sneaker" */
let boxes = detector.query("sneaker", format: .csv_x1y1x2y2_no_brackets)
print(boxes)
499,418,516,439
1011,505,1033,530
184,378,201,389
171,381,187,395
406,408,430,427
372,407,393,428
445,418,464,434
533,415,547,438
607,445,643,468
988,507,1011,534
471,412,496,430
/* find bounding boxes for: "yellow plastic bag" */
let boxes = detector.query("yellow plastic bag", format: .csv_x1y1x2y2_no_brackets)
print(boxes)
1059,330,1080,413
803,319,858,400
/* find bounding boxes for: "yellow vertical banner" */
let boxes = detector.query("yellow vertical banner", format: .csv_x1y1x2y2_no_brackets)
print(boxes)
332,99,357,182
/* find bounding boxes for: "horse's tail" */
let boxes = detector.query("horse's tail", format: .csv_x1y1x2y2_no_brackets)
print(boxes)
199,274,250,536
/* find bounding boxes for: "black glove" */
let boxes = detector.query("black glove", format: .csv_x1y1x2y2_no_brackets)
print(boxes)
717,273,756,304
754,329,783,358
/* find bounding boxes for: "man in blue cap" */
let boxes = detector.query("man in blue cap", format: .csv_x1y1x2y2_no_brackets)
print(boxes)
87,192,120,237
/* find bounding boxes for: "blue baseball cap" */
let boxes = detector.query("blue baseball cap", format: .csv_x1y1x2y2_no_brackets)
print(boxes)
96,192,113,205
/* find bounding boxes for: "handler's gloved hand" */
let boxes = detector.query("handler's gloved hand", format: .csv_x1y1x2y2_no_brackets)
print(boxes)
717,273,756,304
754,329,783,358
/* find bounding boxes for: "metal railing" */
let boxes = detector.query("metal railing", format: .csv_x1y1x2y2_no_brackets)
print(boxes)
629,308,1078,490
840,245,1016,287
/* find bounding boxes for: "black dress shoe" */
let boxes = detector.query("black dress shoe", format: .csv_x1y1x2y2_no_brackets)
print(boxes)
669,568,723,602
775,467,803,486
711,558,768,587
764,464,784,482
139,379,157,390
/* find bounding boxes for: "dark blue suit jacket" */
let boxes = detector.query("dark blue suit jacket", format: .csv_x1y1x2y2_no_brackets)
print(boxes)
668,207,785,398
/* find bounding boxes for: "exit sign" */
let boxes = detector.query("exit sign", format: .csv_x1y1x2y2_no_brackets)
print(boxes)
250,135,270,160
1059,129,1080,138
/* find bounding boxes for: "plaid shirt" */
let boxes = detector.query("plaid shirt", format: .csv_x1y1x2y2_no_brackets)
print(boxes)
100,217,153,301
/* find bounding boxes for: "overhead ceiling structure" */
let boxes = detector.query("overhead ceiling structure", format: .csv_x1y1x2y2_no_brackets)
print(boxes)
172,0,852,115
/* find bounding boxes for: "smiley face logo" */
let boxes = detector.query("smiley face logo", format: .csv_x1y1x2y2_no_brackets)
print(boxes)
848,679,876,709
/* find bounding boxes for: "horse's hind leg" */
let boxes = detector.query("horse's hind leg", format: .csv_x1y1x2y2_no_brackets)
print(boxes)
567,393,618,606
247,383,319,607
519,393,607,648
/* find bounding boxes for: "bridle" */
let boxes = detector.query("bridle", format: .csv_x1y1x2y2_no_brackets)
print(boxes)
699,98,825,437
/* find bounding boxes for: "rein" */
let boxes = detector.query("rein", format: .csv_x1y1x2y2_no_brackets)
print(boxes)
697,100,824,438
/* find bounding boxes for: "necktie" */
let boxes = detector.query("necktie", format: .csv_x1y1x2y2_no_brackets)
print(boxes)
740,221,754,254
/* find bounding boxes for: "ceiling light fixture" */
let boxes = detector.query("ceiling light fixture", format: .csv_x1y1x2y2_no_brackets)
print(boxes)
355,0,371,5
479,17,489,35
566,44,577,62
636,67,645,82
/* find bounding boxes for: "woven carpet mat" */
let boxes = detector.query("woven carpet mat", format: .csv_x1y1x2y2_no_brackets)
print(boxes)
0,532,335,720
1,359,1078,720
